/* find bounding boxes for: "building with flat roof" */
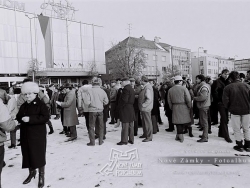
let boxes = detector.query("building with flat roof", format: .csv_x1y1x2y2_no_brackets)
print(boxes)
235,59,250,73
0,1,105,88
191,51,235,81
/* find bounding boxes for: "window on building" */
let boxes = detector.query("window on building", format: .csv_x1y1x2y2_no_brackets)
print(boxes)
200,61,203,66
208,69,211,74
208,61,211,65
162,67,166,72
153,55,157,61
162,56,166,62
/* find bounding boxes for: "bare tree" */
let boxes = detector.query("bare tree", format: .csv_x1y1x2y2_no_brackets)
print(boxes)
88,61,99,76
27,59,42,81
106,42,147,79
162,65,181,82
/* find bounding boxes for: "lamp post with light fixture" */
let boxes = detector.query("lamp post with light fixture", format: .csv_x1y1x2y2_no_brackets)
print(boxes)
25,14,37,81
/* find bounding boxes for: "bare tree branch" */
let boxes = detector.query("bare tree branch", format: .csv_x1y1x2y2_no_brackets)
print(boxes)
106,42,147,79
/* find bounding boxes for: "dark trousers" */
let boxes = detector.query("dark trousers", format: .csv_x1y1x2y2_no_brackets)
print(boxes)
151,115,159,133
10,130,16,145
89,112,104,144
134,111,139,135
121,122,134,143
157,108,162,123
193,101,199,119
60,109,68,132
95,118,107,138
207,108,211,132
199,107,209,140
47,120,53,128
211,102,218,123
84,112,89,130
0,145,4,187
69,126,77,138
138,111,142,127
110,102,116,123
141,111,153,140
167,113,174,130
176,124,184,134
218,103,230,139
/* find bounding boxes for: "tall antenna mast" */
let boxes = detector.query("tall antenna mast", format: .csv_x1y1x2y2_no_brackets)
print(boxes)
127,23,132,37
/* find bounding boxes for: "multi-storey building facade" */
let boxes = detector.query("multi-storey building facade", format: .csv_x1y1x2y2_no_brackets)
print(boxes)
235,59,250,73
105,36,191,82
0,3,105,88
170,46,191,78
191,51,235,81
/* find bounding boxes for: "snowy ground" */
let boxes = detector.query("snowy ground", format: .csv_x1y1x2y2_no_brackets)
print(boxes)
2,107,250,188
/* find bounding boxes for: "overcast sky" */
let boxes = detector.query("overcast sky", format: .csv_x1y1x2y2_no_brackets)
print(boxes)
23,0,250,59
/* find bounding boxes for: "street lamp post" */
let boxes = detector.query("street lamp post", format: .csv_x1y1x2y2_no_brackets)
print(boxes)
25,14,37,81
154,36,161,83
198,47,203,74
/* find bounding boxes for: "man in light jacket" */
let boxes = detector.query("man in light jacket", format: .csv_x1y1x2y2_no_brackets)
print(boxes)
138,76,154,142
194,74,211,143
78,80,92,131
84,77,109,146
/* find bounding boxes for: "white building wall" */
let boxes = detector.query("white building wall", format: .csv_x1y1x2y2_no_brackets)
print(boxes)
0,7,106,78
143,48,170,82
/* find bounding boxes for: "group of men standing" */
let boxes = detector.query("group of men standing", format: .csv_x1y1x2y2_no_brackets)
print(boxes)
2,69,250,153
53,69,250,153
76,76,157,146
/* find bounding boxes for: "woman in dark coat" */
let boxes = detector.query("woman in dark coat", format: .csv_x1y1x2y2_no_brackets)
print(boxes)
16,82,49,188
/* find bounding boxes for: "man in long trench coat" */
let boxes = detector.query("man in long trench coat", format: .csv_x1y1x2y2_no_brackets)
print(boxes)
56,83,79,142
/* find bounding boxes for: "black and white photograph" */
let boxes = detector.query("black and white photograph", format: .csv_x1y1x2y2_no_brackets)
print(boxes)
0,0,250,187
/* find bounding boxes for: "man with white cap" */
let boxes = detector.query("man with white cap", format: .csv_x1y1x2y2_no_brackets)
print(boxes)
168,75,192,143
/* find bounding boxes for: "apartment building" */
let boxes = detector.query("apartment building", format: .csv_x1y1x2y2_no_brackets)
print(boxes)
191,51,235,81
106,36,191,82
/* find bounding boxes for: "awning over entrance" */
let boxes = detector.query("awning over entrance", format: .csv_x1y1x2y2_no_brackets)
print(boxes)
33,68,91,77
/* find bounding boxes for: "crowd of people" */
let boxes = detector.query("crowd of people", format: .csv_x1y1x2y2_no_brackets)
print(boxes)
0,69,250,187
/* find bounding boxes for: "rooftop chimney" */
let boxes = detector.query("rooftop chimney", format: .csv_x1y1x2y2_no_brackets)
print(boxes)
154,36,160,43
140,35,145,40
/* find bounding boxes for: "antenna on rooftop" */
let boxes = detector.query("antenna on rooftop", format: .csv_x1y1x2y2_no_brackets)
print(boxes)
127,23,132,37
